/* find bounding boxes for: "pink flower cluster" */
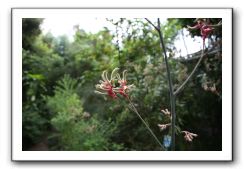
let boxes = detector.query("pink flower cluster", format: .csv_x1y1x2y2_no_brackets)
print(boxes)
187,18,214,44
95,68,134,99
182,131,198,142
158,109,198,143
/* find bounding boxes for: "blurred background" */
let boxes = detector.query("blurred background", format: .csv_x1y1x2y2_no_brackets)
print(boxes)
22,18,222,151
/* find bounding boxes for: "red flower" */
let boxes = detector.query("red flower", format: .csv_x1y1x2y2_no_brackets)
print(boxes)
115,70,134,98
201,25,213,42
118,80,128,97
105,82,117,98
187,19,213,44
95,68,134,99
95,68,119,99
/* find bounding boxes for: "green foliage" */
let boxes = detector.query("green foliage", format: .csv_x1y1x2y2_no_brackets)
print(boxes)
22,18,43,51
22,18,222,151
22,103,48,149
46,75,124,150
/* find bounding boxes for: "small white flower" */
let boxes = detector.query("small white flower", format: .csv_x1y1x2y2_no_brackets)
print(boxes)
161,109,171,116
158,123,171,131
182,131,198,142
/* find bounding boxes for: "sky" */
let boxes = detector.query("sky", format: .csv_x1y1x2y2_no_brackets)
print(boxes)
41,18,114,40
41,18,203,57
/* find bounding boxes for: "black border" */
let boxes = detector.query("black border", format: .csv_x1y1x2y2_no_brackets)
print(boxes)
11,7,233,162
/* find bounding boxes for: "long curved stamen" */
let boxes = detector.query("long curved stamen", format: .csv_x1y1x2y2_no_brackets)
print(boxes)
104,71,109,82
128,84,134,88
117,74,121,81
112,87,122,92
111,67,119,80
122,70,127,81
95,84,102,89
101,71,106,81
95,68,133,99
94,91,107,95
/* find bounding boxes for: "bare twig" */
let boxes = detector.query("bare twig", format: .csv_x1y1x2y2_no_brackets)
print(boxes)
127,97,165,150
174,45,205,95
146,18,176,150
156,18,176,151
145,17,210,150
145,18,159,31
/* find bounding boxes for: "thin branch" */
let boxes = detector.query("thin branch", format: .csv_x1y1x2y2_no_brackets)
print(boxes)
145,18,159,31
174,45,205,95
157,18,176,151
127,97,165,150
156,19,174,107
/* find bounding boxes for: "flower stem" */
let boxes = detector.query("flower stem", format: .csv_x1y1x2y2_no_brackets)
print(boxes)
157,18,176,151
145,18,207,151
127,97,165,150
174,44,205,95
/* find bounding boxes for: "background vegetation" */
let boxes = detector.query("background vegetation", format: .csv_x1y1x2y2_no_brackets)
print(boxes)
22,18,222,151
